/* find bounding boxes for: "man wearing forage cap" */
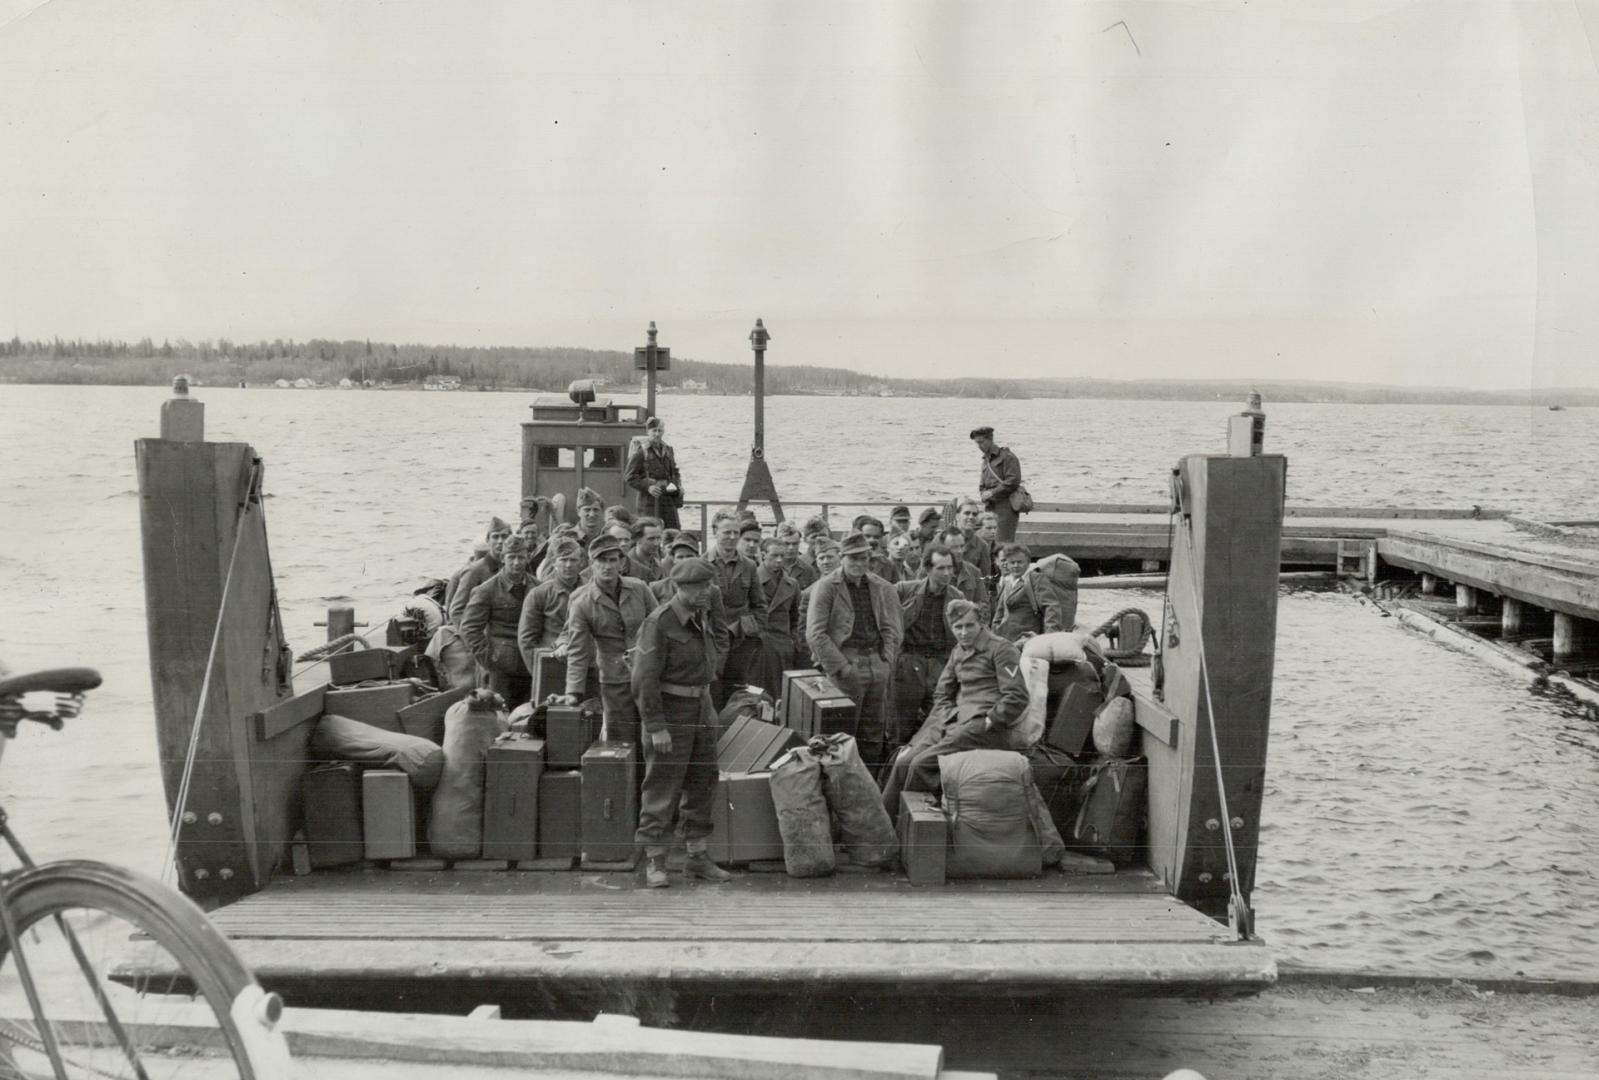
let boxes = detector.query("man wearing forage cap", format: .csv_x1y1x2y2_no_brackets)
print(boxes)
632,557,734,888
447,516,512,627
574,487,606,552
805,531,903,769
560,534,657,748
460,533,534,704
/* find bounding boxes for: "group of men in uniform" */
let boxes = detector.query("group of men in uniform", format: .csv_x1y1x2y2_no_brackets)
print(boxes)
442,422,1048,887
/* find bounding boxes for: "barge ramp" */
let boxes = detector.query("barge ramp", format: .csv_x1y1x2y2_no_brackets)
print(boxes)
202,865,1272,1010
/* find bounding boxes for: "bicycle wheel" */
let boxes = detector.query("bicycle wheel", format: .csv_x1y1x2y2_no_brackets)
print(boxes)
0,860,290,1078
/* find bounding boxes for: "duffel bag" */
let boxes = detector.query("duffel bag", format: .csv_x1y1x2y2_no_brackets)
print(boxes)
814,733,897,868
1026,742,1095,837
939,749,1044,879
427,690,509,859
1069,756,1148,864
769,745,835,877
423,624,477,692
311,713,446,791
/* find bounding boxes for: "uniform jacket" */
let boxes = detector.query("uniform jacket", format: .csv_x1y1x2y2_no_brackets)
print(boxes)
954,560,990,620
709,547,764,629
963,529,994,580
516,575,582,671
978,445,1023,509
758,565,802,652
784,557,819,592
990,570,1068,642
447,552,501,626
894,578,967,652
460,571,530,675
625,442,683,506
805,568,904,679
632,600,722,733
563,576,657,691
932,627,1029,730
650,578,731,672
627,550,662,584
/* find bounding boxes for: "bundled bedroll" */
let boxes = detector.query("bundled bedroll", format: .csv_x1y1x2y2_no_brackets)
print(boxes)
940,749,1064,878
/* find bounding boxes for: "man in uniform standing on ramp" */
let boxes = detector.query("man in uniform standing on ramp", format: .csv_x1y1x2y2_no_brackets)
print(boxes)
971,425,1025,543
631,558,735,889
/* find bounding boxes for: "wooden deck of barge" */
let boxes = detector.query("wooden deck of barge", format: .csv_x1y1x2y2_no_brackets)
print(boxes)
200,865,1273,1005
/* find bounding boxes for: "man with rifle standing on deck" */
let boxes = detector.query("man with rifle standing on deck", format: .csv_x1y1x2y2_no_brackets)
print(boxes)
626,416,684,530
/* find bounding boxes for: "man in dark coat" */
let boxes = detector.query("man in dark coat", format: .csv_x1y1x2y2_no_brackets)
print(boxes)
625,416,684,529
707,510,764,705
891,545,966,745
755,537,802,688
627,516,665,584
971,425,1025,543
461,534,533,703
939,525,991,620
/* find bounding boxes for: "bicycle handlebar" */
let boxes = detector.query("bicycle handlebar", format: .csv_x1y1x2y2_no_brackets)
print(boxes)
0,667,102,699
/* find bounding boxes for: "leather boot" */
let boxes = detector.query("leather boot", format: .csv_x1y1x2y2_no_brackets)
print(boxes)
644,852,670,889
683,842,732,883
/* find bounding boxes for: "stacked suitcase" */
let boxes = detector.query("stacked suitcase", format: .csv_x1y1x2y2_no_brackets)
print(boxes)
779,669,857,739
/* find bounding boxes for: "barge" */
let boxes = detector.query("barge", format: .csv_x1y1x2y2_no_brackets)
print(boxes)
132,364,1286,1010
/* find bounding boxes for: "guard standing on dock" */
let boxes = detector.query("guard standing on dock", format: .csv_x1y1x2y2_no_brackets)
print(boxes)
971,426,1024,543
460,534,534,704
632,558,734,888
561,535,656,747
625,416,684,529
806,532,903,768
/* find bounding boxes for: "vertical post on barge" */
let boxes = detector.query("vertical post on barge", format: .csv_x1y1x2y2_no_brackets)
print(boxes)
736,318,785,522
633,320,670,419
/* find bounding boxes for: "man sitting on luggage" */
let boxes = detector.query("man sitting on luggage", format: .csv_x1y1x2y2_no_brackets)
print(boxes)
991,542,1069,643
879,599,1030,813
632,558,734,888
806,531,903,770
561,535,656,747
892,545,966,746
461,533,534,704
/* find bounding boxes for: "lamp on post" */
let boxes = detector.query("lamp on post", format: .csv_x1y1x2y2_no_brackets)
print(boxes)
633,320,670,419
736,318,784,522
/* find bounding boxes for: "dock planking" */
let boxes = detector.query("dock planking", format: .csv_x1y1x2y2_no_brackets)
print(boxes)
198,867,1273,1000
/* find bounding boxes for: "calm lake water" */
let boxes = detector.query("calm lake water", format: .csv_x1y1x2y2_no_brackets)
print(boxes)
1,384,1596,980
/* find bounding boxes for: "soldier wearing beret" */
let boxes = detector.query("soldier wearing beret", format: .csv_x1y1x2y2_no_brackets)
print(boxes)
560,534,657,748
632,558,734,888
461,533,534,704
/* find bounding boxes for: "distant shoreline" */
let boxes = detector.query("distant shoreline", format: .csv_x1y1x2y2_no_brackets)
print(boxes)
3,377,1593,408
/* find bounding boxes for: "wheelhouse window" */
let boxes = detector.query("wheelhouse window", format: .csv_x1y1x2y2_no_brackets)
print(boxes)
537,446,577,469
584,446,621,469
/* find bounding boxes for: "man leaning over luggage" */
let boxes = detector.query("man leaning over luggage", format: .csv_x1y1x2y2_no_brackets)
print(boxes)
461,533,534,704
806,531,903,770
632,558,734,888
892,544,966,746
879,599,1030,813
970,425,1025,543
560,535,656,748
517,537,585,676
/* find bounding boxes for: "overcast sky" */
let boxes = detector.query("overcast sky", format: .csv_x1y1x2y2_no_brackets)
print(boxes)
2,1,1596,388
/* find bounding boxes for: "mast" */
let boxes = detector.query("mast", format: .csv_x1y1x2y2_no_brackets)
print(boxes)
633,320,669,419
736,317,784,522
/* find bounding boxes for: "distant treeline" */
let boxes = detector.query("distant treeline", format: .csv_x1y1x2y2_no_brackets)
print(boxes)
1,335,1594,406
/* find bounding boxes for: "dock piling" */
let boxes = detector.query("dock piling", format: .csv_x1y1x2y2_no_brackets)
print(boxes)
1455,585,1478,614
1421,574,1439,595
1553,613,1577,660
1501,598,1526,636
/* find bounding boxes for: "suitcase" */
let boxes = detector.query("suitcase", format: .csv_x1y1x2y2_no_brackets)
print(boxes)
537,770,583,860
787,674,856,738
328,644,416,686
303,762,364,868
323,683,415,734
545,702,603,770
395,686,471,743
1044,662,1103,755
482,737,545,862
529,648,566,703
716,716,802,775
898,790,947,886
725,772,784,863
779,668,821,727
580,742,637,862
361,769,416,860
1069,757,1148,864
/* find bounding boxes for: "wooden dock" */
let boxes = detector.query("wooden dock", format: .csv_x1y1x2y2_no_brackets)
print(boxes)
196,866,1273,1008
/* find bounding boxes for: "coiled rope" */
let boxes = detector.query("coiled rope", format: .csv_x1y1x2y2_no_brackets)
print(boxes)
1091,607,1156,666
295,632,369,664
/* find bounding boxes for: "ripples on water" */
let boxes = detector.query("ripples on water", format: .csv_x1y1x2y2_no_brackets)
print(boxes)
1,385,1597,979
